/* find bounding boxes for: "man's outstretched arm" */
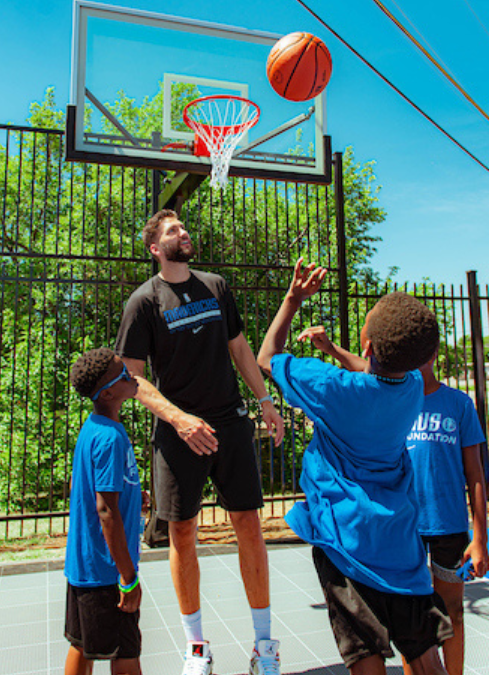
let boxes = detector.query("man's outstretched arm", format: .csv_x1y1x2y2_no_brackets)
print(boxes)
123,357,218,456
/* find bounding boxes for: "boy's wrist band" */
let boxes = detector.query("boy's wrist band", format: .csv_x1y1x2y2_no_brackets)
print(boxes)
259,395,273,405
118,574,139,593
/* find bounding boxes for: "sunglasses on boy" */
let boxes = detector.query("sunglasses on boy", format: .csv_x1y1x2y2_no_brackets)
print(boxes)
91,363,131,401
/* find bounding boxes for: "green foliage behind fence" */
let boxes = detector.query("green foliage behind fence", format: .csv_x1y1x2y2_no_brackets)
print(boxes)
3,89,483,539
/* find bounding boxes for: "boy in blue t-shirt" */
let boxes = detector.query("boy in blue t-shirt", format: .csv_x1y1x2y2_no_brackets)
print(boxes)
299,324,489,675
64,347,145,675
404,353,488,675
258,259,452,675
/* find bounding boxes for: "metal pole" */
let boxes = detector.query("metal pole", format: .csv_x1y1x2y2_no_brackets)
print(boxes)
334,152,349,351
147,168,165,545
467,270,488,473
151,170,161,277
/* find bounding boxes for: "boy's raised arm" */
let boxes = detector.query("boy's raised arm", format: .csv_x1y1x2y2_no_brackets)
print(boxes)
297,326,367,372
257,258,327,375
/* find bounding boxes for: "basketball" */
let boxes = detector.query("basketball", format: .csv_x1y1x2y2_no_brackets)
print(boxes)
266,32,332,101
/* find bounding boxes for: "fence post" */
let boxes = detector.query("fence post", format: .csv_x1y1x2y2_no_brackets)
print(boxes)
151,170,161,277
146,170,170,546
334,152,349,351
467,270,488,473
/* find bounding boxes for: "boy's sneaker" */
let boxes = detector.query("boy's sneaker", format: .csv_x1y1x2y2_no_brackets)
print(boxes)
249,639,281,675
182,641,213,675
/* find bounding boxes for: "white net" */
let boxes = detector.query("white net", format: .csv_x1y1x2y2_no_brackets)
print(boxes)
184,96,260,189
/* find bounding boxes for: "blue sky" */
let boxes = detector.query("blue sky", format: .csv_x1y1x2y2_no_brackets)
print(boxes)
1,0,489,288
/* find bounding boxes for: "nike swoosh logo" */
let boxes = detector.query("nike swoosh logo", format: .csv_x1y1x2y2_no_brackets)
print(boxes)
193,325,204,334
407,445,416,450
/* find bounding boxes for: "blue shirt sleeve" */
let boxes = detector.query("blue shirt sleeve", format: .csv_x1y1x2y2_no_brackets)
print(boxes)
459,394,485,448
271,353,340,425
93,433,125,493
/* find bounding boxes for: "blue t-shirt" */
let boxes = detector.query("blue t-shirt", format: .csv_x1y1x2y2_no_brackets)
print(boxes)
272,354,432,595
407,383,485,536
65,414,142,587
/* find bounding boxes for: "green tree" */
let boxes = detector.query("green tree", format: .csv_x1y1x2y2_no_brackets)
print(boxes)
0,85,388,523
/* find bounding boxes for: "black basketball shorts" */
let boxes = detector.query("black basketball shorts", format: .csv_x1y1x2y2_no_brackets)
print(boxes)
153,415,264,521
65,582,141,660
422,532,471,583
312,546,453,668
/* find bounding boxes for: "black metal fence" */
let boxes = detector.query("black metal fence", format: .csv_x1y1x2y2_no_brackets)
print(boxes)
1,123,487,540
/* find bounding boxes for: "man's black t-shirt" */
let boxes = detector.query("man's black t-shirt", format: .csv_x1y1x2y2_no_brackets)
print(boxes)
115,270,245,423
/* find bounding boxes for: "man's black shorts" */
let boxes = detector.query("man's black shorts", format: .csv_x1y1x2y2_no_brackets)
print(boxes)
65,582,141,660
154,415,263,521
313,547,453,668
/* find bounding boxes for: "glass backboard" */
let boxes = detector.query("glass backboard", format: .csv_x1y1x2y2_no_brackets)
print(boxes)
66,1,332,184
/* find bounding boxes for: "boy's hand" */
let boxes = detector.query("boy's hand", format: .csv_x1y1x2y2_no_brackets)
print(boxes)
463,539,489,578
288,258,327,303
118,584,142,613
297,325,333,354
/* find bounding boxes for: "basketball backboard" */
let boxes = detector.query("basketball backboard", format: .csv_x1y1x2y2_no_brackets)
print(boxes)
66,1,332,184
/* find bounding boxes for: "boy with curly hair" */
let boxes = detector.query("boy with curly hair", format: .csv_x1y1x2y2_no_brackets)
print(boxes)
298,310,489,675
64,347,144,675
258,259,452,675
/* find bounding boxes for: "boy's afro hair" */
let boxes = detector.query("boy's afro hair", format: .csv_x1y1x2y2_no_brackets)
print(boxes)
70,347,115,398
367,292,439,372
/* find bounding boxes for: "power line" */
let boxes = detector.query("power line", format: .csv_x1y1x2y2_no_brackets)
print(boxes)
371,0,489,123
293,0,489,173
386,0,457,78
462,0,489,41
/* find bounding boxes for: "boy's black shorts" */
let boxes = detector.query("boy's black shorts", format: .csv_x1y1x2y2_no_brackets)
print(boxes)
153,416,263,521
422,532,470,583
313,547,453,668
65,582,141,660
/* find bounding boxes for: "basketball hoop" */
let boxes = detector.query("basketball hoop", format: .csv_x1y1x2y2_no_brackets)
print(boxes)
183,95,260,189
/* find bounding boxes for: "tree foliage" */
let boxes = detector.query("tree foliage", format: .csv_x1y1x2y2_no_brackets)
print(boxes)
0,85,388,519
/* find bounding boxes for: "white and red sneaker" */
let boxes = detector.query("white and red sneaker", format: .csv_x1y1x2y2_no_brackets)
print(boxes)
249,639,281,675
182,641,213,675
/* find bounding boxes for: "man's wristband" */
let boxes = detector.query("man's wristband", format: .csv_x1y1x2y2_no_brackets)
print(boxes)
118,573,139,593
259,395,274,405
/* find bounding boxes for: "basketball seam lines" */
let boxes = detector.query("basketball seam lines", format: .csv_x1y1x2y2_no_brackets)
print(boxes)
283,34,315,99
266,33,305,74
305,43,321,100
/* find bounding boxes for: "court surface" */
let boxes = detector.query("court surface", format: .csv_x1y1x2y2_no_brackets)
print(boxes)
2,543,489,675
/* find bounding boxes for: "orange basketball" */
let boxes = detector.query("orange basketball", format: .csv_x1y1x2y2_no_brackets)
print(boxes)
266,32,332,101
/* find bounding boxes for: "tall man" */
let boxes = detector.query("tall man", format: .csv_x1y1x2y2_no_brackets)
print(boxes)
115,209,284,675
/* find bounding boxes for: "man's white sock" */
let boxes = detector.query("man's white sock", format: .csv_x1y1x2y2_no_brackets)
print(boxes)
181,609,204,643
251,605,271,647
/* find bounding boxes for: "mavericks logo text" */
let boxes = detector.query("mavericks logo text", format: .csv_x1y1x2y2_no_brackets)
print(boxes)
164,298,222,333
407,412,457,444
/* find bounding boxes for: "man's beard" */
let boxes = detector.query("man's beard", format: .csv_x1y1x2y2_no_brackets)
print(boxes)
163,240,195,263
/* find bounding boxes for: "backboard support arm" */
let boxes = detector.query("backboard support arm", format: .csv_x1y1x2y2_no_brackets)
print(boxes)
85,88,143,148
235,106,315,157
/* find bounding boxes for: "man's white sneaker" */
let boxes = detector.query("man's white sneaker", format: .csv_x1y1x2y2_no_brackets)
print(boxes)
249,639,281,675
182,641,213,675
